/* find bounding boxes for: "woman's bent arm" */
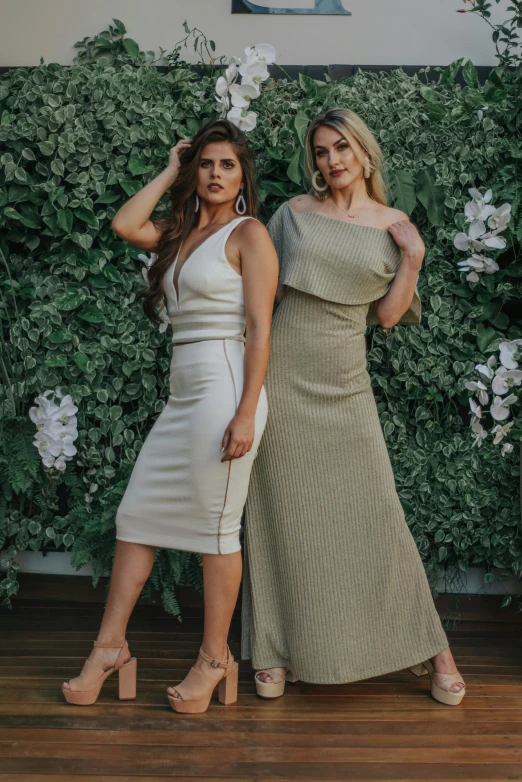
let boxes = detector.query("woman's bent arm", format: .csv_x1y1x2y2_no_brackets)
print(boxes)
221,220,279,462
111,142,191,252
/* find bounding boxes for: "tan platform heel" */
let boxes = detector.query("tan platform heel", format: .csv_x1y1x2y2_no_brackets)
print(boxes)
62,640,137,706
167,646,239,714
409,658,466,706
255,668,300,699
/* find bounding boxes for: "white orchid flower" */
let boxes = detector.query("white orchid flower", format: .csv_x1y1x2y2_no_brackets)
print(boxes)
469,187,493,203
54,454,68,471
60,435,78,457
465,380,489,406
138,252,157,270
469,397,482,420
490,393,517,421
464,201,496,232
482,234,507,250
501,442,514,456
242,60,270,87
457,254,499,279
488,203,511,233
476,355,496,382
243,43,276,66
491,420,514,444
471,419,488,447
453,232,486,253
229,83,259,107
492,366,522,395
227,106,257,131
499,339,522,370
42,455,56,469
215,76,229,97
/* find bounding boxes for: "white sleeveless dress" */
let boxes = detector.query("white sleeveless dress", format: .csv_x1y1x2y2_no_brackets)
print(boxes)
115,217,268,555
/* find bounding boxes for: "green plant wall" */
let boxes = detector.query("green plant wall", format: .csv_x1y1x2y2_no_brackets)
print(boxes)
0,22,521,613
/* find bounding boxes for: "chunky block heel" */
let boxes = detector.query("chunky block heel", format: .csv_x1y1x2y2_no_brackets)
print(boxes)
409,662,429,678
218,661,238,705
255,667,300,698
167,646,238,714
62,639,136,706
119,657,137,700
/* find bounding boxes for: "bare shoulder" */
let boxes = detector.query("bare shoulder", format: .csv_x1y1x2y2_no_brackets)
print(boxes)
373,204,410,229
236,217,271,241
288,194,318,212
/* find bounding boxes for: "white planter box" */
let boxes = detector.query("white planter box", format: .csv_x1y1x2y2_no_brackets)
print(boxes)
4,551,521,595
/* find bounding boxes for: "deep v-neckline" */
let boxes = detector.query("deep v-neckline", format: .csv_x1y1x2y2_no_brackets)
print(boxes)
171,221,237,303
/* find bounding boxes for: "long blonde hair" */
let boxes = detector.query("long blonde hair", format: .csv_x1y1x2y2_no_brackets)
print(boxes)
304,108,388,205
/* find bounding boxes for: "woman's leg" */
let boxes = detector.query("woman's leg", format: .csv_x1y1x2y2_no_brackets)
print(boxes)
168,550,242,699
432,647,465,693
63,540,155,690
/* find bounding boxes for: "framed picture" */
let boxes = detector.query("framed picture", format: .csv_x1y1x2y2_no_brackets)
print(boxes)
231,0,351,15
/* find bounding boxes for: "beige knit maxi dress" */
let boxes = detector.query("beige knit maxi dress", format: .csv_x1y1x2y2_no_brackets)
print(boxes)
241,202,449,684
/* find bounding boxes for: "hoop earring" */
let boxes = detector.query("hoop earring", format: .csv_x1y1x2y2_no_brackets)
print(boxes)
364,158,371,179
312,170,329,193
195,193,200,212
235,187,246,215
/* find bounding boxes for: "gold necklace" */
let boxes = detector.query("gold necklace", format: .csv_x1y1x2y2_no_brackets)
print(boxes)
330,198,366,221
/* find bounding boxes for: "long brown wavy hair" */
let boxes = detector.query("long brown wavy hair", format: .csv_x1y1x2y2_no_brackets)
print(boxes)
142,119,258,323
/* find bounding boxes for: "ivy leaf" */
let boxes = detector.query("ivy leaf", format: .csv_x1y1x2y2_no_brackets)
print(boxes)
299,73,326,95
73,352,89,372
95,191,120,204
102,264,123,283
112,18,127,35
119,179,142,197
57,208,74,234
55,289,85,311
78,305,106,323
462,60,480,89
292,110,309,146
441,58,464,86
416,167,445,226
477,327,499,353
389,170,417,216
123,38,140,59
287,147,304,186
128,159,154,176
44,355,67,367
71,232,93,251
75,208,99,228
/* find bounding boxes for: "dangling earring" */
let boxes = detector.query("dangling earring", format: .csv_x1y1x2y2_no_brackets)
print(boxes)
195,193,200,212
235,187,246,215
364,158,371,179
312,170,329,193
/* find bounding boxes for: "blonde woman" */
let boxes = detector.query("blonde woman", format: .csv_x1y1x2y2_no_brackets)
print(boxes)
241,108,466,706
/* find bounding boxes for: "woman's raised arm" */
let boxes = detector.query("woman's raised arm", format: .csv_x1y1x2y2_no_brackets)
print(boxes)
111,141,191,252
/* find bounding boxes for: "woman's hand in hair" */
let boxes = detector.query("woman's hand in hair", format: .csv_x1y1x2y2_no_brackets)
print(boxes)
168,140,192,175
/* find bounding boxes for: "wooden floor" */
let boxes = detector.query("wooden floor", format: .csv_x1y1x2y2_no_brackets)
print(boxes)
1,579,522,781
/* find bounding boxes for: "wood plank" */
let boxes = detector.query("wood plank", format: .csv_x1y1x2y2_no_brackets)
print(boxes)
2,742,522,763
2,758,522,778
1,728,521,748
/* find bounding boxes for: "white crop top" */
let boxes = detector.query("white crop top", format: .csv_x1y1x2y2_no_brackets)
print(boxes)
163,216,256,345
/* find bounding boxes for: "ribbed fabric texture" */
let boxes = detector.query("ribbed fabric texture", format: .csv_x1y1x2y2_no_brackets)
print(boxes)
269,202,421,325
240,204,448,684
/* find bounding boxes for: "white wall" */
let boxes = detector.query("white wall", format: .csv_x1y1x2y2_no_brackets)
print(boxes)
0,0,507,68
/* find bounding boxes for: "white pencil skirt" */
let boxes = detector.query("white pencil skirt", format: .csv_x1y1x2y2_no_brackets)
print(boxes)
115,339,268,555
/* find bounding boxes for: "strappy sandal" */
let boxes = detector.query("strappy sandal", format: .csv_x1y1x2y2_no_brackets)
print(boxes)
255,667,299,699
62,639,137,706
167,646,239,714
409,658,466,706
